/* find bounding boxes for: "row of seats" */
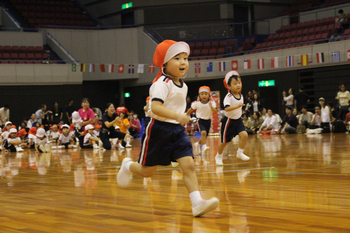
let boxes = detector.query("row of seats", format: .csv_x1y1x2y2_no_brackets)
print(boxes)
0,46,45,54
0,53,50,60
15,5,81,14
28,19,95,27
187,40,235,50
0,61,57,64
21,12,89,20
280,0,346,16
9,0,75,6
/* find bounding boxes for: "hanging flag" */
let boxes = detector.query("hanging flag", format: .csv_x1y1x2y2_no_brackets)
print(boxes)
149,64,155,73
219,61,226,72
81,63,86,72
137,64,144,73
332,51,340,63
195,63,201,74
257,58,264,69
231,60,238,70
347,50,350,61
118,64,124,73
286,56,294,67
100,64,105,72
301,55,309,66
128,64,134,73
89,64,95,72
271,57,279,68
108,64,114,73
243,59,251,69
316,52,324,63
71,63,76,72
207,62,213,72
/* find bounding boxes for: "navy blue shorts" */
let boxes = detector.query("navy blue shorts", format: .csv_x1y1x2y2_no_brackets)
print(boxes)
197,118,211,135
138,119,194,166
220,116,246,143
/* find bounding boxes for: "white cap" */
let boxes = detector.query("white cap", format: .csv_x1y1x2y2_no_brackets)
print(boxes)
164,42,190,64
225,70,240,85
36,128,46,137
5,121,12,127
9,128,17,133
115,125,120,130
61,124,70,129
85,124,94,131
72,111,81,123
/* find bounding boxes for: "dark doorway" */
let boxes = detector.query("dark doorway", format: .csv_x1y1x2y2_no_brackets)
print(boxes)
259,86,279,113
121,11,135,26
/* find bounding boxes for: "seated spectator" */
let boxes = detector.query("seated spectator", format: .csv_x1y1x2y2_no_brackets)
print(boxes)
298,105,313,128
115,112,129,134
258,109,280,132
83,124,100,149
309,106,322,129
336,9,349,29
18,128,31,149
242,113,254,135
93,124,101,137
260,108,267,120
128,114,141,138
329,31,341,42
35,128,51,153
57,124,75,149
319,97,330,123
250,112,264,133
27,113,36,129
335,84,350,121
3,128,24,152
278,106,298,134
48,124,61,143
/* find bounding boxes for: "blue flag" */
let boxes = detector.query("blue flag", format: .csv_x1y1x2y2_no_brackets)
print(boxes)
332,51,340,63
207,62,213,72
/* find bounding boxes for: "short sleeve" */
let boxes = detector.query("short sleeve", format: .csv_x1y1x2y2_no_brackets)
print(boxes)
150,79,169,103
211,101,217,109
191,101,197,110
223,95,231,108
88,109,95,120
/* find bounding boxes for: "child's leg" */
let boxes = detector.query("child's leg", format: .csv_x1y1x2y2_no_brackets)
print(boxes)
236,131,250,161
177,156,219,217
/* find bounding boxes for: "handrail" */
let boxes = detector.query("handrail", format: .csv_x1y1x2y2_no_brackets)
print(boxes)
1,7,22,29
46,32,79,63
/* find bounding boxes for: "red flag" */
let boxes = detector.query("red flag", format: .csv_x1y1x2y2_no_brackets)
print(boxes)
231,60,238,70
108,64,114,73
347,50,350,61
149,64,155,73
257,58,264,69
100,64,105,72
195,63,201,74
118,64,124,73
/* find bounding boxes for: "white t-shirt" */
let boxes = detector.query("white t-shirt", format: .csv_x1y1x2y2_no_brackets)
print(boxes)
59,132,74,144
1,131,10,139
311,114,321,126
321,106,330,123
337,91,350,106
191,100,216,120
50,131,61,139
35,136,48,146
262,115,279,129
0,107,10,125
284,95,294,106
84,132,97,145
223,92,243,119
7,137,20,144
149,76,187,124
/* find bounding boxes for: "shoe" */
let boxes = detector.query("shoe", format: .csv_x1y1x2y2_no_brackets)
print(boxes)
117,157,132,187
236,153,250,161
39,145,45,153
16,146,24,152
93,144,99,149
203,145,210,154
192,197,219,217
171,162,179,167
125,143,132,148
118,143,125,149
45,144,51,153
51,146,57,149
215,154,223,166
193,142,199,155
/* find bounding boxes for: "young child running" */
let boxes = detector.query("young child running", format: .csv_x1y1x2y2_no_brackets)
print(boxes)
215,71,250,165
117,40,219,217
186,86,217,160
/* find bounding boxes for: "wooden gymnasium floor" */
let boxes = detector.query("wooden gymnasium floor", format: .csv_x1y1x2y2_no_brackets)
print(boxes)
1,133,350,233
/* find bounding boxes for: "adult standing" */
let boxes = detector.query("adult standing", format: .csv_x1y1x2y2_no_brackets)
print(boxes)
294,86,310,111
100,103,130,150
77,98,96,148
335,84,350,120
65,99,76,124
283,88,294,110
51,101,63,124
0,104,10,127
35,104,52,126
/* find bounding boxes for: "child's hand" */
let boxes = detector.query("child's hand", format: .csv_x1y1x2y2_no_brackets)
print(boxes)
176,114,190,126
209,101,213,107
238,103,245,108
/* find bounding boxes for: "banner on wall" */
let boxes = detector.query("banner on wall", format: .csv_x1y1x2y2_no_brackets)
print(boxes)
209,91,221,136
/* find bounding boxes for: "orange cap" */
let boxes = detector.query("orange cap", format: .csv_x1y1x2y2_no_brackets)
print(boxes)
29,127,37,135
95,124,101,129
18,129,27,137
199,86,211,93
146,96,150,101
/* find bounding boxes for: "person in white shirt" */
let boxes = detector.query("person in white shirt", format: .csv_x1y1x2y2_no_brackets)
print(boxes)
283,88,294,110
258,109,279,132
186,86,218,158
0,104,10,127
319,97,330,123
309,106,322,129
83,124,100,149
3,128,23,152
27,113,36,129
35,128,51,153
57,124,75,149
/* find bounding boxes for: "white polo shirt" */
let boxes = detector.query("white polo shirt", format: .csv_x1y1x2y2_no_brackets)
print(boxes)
191,100,216,120
223,92,243,120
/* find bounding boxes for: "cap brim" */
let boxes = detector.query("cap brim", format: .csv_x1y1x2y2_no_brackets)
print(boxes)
164,42,190,64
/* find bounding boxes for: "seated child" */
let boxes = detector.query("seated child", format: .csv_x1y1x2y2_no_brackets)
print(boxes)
3,128,24,152
27,127,37,149
57,124,76,149
35,128,51,153
93,124,101,137
83,124,100,149
49,124,61,143
18,128,30,149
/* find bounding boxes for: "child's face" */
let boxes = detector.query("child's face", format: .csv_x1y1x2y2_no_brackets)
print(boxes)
62,128,69,134
6,125,12,131
53,127,58,132
88,129,94,134
10,132,17,138
164,52,189,78
228,77,242,94
199,92,210,102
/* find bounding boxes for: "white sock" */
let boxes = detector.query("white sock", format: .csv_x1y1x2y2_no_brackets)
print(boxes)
126,137,131,144
189,191,203,207
203,144,207,148
237,148,244,155
194,142,198,146
216,153,223,157
125,160,133,172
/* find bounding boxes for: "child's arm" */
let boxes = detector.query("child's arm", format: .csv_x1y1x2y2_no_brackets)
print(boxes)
144,101,150,112
152,101,190,125
9,139,22,145
89,137,100,142
225,103,245,112
209,102,219,113
186,108,194,115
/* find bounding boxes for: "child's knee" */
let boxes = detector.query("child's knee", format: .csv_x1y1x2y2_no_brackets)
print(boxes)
240,131,248,139
201,131,207,136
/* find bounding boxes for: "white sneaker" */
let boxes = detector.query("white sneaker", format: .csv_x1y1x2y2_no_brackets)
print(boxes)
39,145,45,153
192,197,219,217
236,153,250,161
118,143,125,149
16,146,24,152
215,154,223,166
171,162,179,167
193,142,199,155
93,144,99,149
125,143,132,148
117,157,132,187
202,145,210,154
45,144,51,153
